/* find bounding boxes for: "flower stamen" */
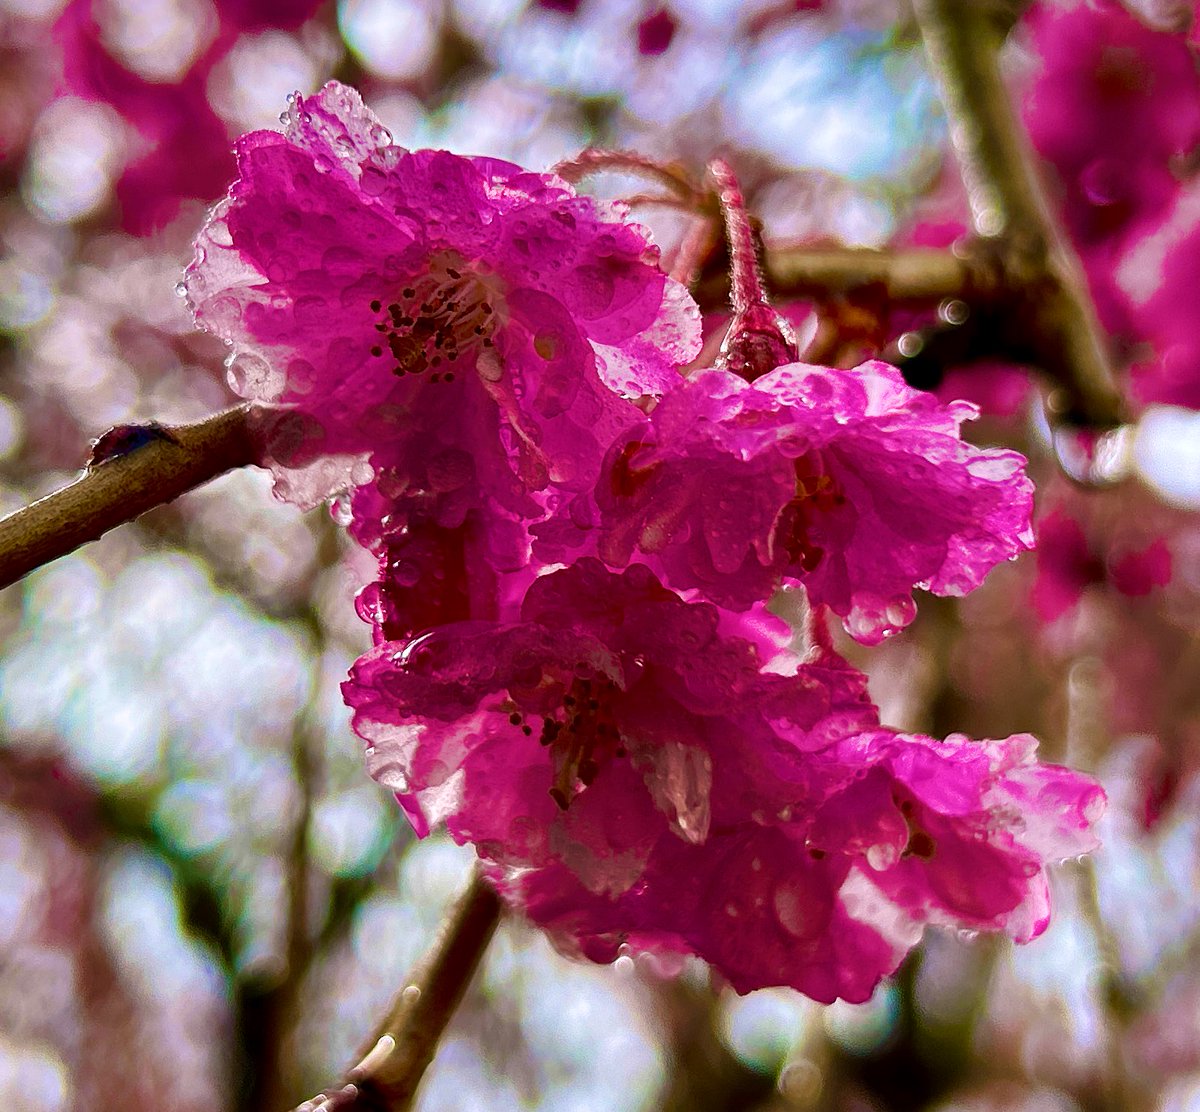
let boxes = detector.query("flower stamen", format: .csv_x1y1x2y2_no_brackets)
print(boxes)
540,675,623,810
370,254,501,383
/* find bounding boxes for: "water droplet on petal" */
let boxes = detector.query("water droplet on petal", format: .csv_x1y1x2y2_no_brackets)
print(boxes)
866,842,899,871
330,495,353,526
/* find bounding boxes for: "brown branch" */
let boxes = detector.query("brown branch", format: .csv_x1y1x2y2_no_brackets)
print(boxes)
911,0,1125,427
694,244,996,312
767,244,993,303
296,868,502,1112
0,404,258,591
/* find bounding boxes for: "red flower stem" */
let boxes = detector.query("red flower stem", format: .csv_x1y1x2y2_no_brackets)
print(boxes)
0,405,258,592
296,869,502,1112
707,158,767,313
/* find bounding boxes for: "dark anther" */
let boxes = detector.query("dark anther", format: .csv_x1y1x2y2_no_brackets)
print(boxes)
370,299,382,312
447,268,461,279
509,712,522,725
370,345,382,357
521,725,532,736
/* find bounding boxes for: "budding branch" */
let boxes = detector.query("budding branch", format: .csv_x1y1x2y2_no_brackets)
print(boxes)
0,405,257,592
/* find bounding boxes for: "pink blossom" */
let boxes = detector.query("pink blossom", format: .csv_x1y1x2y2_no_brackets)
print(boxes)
1032,505,1173,622
1020,0,1200,334
53,0,325,234
539,360,1034,644
1127,217,1200,410
346,558,876,848
347,560,1102,1000
185,82,701,519
501,728,1102,1002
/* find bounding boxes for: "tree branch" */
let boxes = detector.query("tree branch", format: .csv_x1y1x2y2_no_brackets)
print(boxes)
694,243,997,312
767,244,995,303
296,868,502,1112
911,0,1125,427
0,404,258,591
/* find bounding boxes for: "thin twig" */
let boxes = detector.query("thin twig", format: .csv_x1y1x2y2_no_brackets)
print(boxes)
238,713,323,1110
0,404,258,591
552,148,701,204
296,869,502,1112
911,0,1125,427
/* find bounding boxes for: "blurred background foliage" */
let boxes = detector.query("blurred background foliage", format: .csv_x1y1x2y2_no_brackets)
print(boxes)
2,0,1200,1109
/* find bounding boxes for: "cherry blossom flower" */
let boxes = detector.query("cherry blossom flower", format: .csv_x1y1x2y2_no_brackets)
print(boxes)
185,81,701,517
346,558,876,847
347,559,1104,1001
501,728,1103,1002
538,359,1035,644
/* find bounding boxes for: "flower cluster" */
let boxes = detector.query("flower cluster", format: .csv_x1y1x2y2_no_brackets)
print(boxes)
188,82,1103,1000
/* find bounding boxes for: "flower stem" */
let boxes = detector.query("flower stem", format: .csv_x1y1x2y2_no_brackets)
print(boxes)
552,149,701,204
296,868,502,1112
707,158,765,313
911,0,1125,427
0,405,258,591
707,159,799,381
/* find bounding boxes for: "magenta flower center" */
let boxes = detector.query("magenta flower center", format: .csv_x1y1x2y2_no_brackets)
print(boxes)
776,454,845,572
369,254,502,385
537,675,624,811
